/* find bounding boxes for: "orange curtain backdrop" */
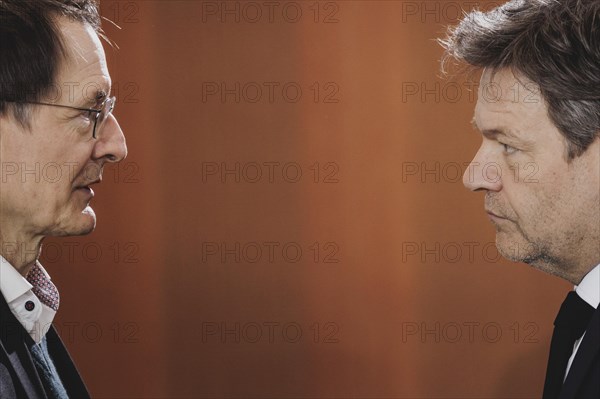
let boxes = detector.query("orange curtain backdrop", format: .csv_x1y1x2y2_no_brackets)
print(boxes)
41,1,570,397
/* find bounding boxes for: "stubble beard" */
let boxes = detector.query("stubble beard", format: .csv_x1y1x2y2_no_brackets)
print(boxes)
494,219,567,278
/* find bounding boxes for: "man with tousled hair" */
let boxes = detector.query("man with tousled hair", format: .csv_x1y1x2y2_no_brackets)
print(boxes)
0,1,127,397
440,1,599,398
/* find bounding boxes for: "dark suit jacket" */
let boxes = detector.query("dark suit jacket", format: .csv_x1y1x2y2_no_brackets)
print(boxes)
558,304,600,399
0,293,90,398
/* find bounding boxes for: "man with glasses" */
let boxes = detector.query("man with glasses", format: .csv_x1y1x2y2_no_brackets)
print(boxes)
0,1,127,397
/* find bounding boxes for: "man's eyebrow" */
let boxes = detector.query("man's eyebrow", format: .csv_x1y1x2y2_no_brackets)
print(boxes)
470,117,520,140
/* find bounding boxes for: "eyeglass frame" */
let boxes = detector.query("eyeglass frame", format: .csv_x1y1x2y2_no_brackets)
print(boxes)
4,96,116,139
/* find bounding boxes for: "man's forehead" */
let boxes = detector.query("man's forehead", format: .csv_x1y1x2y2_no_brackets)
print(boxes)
54,18,111,104
477,67,541,104
471,81,579,161
471,112,524,141
474,68,549,129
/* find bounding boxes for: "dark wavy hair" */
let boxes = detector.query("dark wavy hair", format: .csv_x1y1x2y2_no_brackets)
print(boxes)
439,0,600,160
0,0,103,126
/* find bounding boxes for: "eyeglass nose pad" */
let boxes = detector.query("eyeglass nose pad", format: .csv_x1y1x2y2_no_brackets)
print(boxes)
92,112,101,139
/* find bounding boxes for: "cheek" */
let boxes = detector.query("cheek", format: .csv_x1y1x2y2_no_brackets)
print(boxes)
515,176,576,234
0,180,73,230
27,180,72,217
502,177,550,223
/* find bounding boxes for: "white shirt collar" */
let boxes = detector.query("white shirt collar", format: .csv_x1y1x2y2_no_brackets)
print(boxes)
0,255,57,343
575,263,600,309
0,255,33,302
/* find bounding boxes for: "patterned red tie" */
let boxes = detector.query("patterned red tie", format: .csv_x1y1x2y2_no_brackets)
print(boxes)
25,263,60,311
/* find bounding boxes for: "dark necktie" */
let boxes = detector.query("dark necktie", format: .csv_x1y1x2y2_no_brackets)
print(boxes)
29,336,69,399
542,291,595,399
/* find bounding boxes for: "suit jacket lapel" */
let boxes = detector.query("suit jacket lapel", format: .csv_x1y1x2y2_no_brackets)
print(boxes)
0,293,46,399
559,305,600,399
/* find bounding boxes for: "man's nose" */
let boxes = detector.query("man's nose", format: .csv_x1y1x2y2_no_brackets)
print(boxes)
463,145,502,192
92,114,128,163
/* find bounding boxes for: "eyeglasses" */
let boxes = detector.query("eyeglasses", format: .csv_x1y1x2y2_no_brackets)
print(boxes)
8,96,116,139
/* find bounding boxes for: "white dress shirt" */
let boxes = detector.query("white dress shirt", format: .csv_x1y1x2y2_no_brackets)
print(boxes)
564,263,600,380
0,255,57,343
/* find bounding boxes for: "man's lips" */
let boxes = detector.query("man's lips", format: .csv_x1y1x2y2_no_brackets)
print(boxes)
486,209,510,221
75,178,101,190
76,186,95,197
74,178,101,196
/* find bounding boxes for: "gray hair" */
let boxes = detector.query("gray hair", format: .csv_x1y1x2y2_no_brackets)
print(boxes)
439,0,600,160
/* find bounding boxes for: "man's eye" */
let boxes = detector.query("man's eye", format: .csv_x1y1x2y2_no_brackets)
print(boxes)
501,143,518,155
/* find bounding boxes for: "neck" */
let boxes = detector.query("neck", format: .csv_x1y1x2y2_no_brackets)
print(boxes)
569,261,600,286
563,240,600,285
0,225,43,277
533,230,600,285
532,252,600,286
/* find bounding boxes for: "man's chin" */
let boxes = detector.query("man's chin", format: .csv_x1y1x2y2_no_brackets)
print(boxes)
53,206,97,237
495,232,536,263
78,206,97,234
